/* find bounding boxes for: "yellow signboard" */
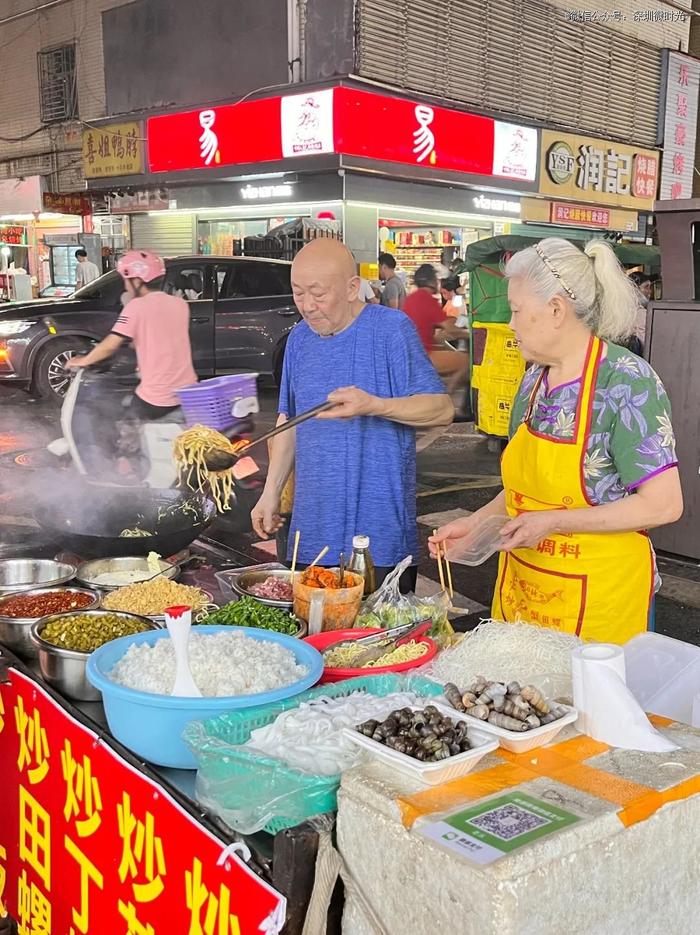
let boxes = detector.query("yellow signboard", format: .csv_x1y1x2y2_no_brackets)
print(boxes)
82,122,143,178
539,130,659,210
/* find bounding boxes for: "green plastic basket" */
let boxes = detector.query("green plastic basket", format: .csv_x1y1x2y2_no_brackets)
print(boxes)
183,674,443,835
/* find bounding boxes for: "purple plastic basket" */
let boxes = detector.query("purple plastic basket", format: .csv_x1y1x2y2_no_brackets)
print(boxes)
176,373,259,431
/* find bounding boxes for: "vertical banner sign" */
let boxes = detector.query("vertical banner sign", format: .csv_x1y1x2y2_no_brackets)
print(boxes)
0,669,286,935
659,51,700,200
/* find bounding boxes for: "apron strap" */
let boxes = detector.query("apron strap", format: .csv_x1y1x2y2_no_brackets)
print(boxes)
574,336,603,446
524,336,603,443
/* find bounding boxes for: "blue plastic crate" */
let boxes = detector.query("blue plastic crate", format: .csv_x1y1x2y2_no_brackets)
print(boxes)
176,373,259,432
183,674,443,835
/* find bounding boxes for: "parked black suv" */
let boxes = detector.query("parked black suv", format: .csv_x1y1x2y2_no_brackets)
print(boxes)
0,256,298,398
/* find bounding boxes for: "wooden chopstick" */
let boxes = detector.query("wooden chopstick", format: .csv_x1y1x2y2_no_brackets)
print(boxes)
433,529,446,592
290,529,301,575
309,545,329,568
444,547,454,599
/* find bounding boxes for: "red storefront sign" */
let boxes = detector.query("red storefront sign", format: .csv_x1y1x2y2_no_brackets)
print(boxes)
550,202,611,228
147,86,538,183
42,192,93,216
0,226,26,245
0,669,286,935
147,97,283,173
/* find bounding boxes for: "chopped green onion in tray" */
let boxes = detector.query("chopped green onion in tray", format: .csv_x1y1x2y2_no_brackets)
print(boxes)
199,596,300,635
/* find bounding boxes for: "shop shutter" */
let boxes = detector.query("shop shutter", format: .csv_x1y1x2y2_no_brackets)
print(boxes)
129,214,195,256
355,0,661,148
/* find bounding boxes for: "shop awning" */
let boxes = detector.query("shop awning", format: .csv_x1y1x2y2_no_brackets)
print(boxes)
457,235,660,274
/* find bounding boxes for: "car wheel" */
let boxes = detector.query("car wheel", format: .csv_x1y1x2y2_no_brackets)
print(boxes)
33,338,92,401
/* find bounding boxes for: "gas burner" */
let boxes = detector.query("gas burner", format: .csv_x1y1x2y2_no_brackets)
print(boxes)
8,449,68,470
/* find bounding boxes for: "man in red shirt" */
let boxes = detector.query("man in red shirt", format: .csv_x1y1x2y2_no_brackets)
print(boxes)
403,264,469,393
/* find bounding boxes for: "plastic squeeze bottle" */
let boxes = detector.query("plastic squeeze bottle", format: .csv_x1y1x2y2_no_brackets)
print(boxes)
348,535,377,597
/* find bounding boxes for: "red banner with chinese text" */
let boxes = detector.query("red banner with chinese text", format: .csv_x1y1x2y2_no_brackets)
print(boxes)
0,669,286,935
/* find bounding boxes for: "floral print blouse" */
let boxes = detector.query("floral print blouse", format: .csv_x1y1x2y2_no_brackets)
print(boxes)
509,343,678,504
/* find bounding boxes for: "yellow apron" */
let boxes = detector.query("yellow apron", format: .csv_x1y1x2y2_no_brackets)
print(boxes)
491,336,654,644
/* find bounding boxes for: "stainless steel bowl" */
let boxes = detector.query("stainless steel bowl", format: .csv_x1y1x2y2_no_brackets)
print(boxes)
31,610,158,701
229,568,295,609
75,556,179,592
0,587,101,658
0,559,76,595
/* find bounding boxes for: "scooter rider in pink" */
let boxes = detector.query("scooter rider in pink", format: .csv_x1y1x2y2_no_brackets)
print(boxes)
67,250,197,417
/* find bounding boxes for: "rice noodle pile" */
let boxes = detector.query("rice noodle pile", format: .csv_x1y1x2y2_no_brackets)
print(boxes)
425,620,582,700
109,631,309,697
245,690,424,775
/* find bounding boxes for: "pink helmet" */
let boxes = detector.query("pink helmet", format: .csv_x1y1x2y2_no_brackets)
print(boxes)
117,250,165,283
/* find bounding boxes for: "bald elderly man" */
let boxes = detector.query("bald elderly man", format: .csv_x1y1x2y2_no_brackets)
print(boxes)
251,239,453,591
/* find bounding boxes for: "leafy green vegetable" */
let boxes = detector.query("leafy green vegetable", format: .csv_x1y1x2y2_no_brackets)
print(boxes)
200,596,300,635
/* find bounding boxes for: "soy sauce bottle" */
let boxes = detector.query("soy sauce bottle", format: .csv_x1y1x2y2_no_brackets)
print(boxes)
348,535,377,597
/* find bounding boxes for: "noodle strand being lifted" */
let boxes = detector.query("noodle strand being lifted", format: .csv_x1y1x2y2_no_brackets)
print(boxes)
173,424,243,512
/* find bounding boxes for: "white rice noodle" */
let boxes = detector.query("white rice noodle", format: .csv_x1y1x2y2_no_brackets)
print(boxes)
424,619,582,700
109,631,309,697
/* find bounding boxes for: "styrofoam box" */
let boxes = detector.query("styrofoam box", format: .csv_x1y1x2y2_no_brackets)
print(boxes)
438,700,579,753
344,706,499,785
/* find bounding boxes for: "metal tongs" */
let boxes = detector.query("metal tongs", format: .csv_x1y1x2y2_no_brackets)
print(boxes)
324,619,433,667
203,401,336,472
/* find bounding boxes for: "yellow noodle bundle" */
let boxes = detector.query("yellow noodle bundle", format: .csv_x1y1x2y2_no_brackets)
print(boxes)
173,424,237,512
324,639,428,669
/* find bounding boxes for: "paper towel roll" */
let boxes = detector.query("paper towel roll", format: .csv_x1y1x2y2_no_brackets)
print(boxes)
571,643,678,752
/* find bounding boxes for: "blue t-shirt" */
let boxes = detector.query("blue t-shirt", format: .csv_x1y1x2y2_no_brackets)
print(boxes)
279,304,444,567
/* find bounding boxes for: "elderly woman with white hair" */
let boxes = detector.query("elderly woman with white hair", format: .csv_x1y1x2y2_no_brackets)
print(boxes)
431,238,683,644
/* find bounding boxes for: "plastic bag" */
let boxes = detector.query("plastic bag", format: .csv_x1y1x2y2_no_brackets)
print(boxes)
355,556,455,648
183,674,444,835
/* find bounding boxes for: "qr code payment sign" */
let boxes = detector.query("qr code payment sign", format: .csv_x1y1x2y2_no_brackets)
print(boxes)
469,804,551,841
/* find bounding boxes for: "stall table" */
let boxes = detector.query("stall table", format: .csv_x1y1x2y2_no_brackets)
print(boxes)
0,537,340,935
337,721,700,935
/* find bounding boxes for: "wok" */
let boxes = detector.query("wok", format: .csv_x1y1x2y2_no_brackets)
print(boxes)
33,486,217,559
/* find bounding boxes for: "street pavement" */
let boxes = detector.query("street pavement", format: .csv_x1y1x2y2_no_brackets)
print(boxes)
1,383,699,642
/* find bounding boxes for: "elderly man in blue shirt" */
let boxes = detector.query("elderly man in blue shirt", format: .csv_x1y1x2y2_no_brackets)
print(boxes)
251,238,453,591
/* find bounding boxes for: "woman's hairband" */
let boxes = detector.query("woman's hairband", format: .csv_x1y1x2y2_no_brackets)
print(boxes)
533,243,577,301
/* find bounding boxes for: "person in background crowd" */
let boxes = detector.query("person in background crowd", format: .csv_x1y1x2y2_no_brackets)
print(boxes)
378,252,406,309
67,250,196,420
631,272,653,306
251,239,453,593
74,249,101,288
627,271,653,355
404,264,469,396
440,275,464,318
431,238,682,644
358,275,379,304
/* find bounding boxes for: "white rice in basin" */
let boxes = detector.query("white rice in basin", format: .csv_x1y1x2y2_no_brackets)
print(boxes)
108,631,309,697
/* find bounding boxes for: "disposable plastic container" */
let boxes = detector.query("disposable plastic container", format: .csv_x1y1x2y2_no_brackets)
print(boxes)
293,570,364,631
439,700,578,753
344,714,498,785
183,674,445,834
176,373,259,432
624,631,700,725
444,513,510,566
303,627,438,683
85,625,323,769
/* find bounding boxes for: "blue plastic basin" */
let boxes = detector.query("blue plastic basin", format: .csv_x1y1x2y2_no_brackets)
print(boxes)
86,625,323,769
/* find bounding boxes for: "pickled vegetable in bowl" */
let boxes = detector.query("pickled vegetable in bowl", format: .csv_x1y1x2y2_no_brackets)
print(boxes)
37,611,154,653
